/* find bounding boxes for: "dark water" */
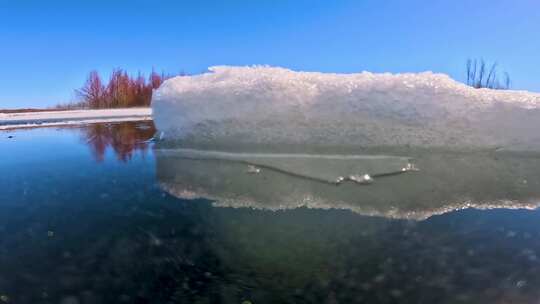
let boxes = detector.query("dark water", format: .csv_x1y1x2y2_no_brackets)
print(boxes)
2,122,540,304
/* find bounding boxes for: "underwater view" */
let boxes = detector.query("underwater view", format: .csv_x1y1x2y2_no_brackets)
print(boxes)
3,121,540,304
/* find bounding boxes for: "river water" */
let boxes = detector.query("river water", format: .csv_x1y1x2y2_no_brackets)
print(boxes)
2,121,540,304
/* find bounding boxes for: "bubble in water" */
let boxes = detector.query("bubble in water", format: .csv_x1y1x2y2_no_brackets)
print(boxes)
349,174,373,184
246,165,261,174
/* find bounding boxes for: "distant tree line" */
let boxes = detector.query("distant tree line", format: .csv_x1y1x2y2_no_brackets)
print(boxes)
69,69,173,109
466,58,510,90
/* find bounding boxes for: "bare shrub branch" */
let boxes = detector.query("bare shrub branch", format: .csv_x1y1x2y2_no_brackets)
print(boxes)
465,58,510,90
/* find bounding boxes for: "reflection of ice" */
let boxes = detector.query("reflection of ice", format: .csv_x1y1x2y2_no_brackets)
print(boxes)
156,148,540,220
157,148,414,184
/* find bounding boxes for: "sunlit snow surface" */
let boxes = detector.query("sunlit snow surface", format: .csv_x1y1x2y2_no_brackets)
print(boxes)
152,66,540,219
153,66,540,150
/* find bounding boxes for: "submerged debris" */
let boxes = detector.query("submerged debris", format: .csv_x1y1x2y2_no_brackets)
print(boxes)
516,280,527,288
139,228,163,246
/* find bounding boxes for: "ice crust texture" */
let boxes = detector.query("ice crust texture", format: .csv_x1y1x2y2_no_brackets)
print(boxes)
152,66,540,151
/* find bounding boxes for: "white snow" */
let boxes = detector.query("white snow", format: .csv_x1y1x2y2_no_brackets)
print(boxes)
0,108,152,130
153,66,540,151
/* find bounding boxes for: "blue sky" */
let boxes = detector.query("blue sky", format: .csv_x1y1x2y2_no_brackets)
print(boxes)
1,0,539,108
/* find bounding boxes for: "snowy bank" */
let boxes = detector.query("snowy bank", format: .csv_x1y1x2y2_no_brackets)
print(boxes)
0,108,152,130
153,66,540,151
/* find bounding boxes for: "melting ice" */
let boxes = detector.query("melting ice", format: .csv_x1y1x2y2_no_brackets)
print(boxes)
152,66,540,219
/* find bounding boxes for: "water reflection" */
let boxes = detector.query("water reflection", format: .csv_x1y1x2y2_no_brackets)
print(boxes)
80,121,156,162
156,147,540,220
4,123,540,303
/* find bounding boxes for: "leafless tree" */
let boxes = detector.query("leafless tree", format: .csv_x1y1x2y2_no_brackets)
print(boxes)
70,69,173,109
466,58,510,90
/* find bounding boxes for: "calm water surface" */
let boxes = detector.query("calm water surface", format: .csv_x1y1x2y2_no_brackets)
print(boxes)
2,121,540,304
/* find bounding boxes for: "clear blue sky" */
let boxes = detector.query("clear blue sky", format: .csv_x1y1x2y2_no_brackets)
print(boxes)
1,0,539,108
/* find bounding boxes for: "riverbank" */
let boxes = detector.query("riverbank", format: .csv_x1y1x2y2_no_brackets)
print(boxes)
0,108,152,130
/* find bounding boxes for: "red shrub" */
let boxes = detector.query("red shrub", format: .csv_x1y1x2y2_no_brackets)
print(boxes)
75,69,170,109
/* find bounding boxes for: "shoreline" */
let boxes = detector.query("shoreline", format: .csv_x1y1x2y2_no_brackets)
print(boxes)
0,108,152,130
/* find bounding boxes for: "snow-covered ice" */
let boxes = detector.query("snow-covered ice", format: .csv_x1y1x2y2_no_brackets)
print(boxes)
0,108,152,130
153,66,540,151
